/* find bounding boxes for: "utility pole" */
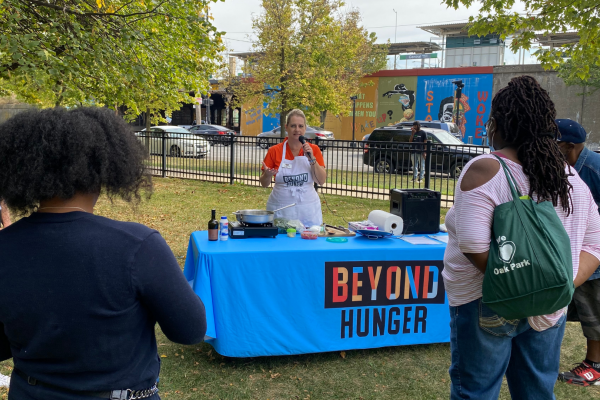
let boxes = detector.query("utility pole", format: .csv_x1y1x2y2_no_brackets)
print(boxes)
393,9,398,70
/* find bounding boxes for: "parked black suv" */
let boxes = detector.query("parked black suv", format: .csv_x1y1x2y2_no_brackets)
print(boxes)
363,127,488,177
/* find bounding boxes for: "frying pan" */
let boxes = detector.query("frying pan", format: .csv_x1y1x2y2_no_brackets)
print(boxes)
232,203,296,224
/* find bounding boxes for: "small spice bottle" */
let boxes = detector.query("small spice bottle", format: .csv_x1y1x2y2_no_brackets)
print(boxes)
286,228,296,238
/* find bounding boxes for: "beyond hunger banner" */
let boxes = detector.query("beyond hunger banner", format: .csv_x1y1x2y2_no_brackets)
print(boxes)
325,261,445,340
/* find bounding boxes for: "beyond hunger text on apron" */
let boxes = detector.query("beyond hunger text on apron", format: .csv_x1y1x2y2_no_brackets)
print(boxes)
266,141,323,227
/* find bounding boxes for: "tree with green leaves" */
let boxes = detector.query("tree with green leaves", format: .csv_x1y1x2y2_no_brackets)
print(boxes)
558,60,600,95
444,0,600,81
228,0,387,135
0,0,224,124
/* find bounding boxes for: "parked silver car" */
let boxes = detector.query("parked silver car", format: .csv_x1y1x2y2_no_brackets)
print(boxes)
138,126,211,157
256,126,334,149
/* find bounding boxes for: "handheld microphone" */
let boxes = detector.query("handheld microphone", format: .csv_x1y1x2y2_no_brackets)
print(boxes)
298,135,313,160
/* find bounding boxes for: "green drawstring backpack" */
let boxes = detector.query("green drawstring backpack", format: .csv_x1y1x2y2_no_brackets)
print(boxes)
482,155,574,320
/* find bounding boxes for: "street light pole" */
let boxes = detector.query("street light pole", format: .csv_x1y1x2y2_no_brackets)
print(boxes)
350,95,357,143
393,9,398,70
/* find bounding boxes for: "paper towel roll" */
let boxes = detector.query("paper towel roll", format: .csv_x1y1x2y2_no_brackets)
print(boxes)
368,210,404,235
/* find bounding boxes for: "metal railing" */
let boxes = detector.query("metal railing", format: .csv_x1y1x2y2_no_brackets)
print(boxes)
135,131,490,207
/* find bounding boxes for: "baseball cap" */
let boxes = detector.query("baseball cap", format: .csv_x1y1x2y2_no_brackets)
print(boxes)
556,119,587,144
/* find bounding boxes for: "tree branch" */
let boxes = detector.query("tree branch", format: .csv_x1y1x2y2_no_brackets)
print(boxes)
115,0,135,14
1,43,67,72
22,0,170,18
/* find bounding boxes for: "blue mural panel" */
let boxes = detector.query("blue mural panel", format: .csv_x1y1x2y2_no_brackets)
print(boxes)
262,104,280,132
415,74,493,144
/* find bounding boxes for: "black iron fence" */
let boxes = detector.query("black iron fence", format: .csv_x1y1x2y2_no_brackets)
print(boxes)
135,131,490,207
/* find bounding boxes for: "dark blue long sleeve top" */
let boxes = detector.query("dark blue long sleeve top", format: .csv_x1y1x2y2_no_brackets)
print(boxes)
0,212,206,399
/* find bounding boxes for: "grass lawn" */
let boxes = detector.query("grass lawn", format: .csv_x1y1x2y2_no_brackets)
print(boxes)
0,178,596,399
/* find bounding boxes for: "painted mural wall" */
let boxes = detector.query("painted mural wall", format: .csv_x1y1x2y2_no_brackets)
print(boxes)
340,77,379,140
240,105,263,137
324,68,493,144
240,68,493,144
323,112,342,137
415,74,493,144
376,76,417,127
240,103,281,136
262,107,279,132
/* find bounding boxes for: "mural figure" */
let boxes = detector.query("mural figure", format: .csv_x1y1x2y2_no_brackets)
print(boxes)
438,97,455,123
382,84,415,111
399,109,415,124
415,74,492,144
436,95,470,138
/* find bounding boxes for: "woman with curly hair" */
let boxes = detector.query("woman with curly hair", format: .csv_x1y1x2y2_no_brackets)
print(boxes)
443,76,600,399
0,107,206,400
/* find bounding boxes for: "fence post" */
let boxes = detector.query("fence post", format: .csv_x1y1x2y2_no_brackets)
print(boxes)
424,141,431,189
161,131,166,178
229,135,235,185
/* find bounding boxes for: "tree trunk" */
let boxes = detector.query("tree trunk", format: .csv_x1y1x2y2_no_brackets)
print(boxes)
279,106,287,138
54,80,65,107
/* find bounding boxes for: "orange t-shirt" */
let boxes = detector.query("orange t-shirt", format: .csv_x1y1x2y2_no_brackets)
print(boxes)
262,139,325,171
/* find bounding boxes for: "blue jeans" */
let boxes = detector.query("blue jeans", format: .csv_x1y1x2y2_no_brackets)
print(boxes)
412,153,425,180
449,298,566,400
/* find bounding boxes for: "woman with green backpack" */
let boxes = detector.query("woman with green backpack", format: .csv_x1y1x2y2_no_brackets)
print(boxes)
443,75,600,399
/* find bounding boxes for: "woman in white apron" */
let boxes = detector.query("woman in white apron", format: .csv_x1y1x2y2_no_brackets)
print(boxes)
260,109,327,228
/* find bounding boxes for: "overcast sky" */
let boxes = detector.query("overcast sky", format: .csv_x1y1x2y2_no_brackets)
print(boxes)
211,0,536,68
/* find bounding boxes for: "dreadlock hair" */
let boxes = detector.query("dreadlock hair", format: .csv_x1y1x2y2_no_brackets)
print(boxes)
492,75,573,215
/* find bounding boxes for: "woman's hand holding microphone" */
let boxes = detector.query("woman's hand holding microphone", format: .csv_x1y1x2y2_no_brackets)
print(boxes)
299,136,316,166
301,142,313,161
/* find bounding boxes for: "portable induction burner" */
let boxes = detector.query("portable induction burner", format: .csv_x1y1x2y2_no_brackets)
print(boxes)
228,221,279,239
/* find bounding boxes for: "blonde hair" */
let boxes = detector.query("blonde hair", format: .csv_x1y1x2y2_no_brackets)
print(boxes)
285,109,306,126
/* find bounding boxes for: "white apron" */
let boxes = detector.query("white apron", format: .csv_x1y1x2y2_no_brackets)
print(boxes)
266,141,323,228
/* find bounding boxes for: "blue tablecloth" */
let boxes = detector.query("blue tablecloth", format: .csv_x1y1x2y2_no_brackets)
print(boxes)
183,231,450,357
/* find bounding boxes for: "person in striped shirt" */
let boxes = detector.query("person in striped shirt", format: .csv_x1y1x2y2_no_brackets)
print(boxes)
443,75,600,399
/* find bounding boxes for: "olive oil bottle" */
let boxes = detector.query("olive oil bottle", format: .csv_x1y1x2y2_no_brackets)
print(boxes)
208,209,219,241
